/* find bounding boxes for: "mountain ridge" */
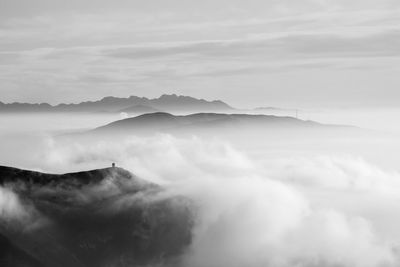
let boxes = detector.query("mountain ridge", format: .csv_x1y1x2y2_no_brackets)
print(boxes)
0,165,140,186
80,112,360,139
0,94,234,113
94,112,323,132
81,112,350,139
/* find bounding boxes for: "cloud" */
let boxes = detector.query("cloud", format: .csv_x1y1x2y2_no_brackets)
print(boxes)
267,156,400,195
27,134,400,266
0,186,46,231
0,186,28,221
2,27,399,104
281,210,395,267
103,29,400,61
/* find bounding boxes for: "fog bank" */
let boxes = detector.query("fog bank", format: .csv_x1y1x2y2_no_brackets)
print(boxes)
1,112,400,267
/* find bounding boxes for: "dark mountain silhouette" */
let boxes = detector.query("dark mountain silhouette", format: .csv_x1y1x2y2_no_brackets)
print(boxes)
0,94,234,113
0,165,148,188
78,112,362,141
0,165,194,267
92,112,324,134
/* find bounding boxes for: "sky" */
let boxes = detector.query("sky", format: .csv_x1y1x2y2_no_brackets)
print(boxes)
0,0,400,108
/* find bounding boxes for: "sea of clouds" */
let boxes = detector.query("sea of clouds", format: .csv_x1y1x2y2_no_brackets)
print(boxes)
1,116,400,267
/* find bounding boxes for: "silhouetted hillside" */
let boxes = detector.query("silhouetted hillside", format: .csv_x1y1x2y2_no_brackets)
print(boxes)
92,112,324,134
0,166,149,189
0,166,194,267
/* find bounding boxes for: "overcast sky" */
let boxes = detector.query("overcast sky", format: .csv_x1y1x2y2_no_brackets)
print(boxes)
0,0,399,108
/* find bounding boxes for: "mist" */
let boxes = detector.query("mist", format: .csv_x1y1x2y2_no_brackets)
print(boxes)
1,111,400,267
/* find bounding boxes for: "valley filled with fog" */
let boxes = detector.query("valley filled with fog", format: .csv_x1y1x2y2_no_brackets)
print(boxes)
1,109,400,267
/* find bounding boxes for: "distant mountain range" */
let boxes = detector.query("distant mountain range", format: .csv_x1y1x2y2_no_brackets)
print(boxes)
0,165,193,267
0,94,234,114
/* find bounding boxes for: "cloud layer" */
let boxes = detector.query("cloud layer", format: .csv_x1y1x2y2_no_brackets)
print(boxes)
9,133,396,267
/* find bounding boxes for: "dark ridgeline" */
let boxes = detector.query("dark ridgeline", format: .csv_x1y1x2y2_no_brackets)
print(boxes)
0,166,140,188
0,94,233,114
0,166,194,267
92,112,325,134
